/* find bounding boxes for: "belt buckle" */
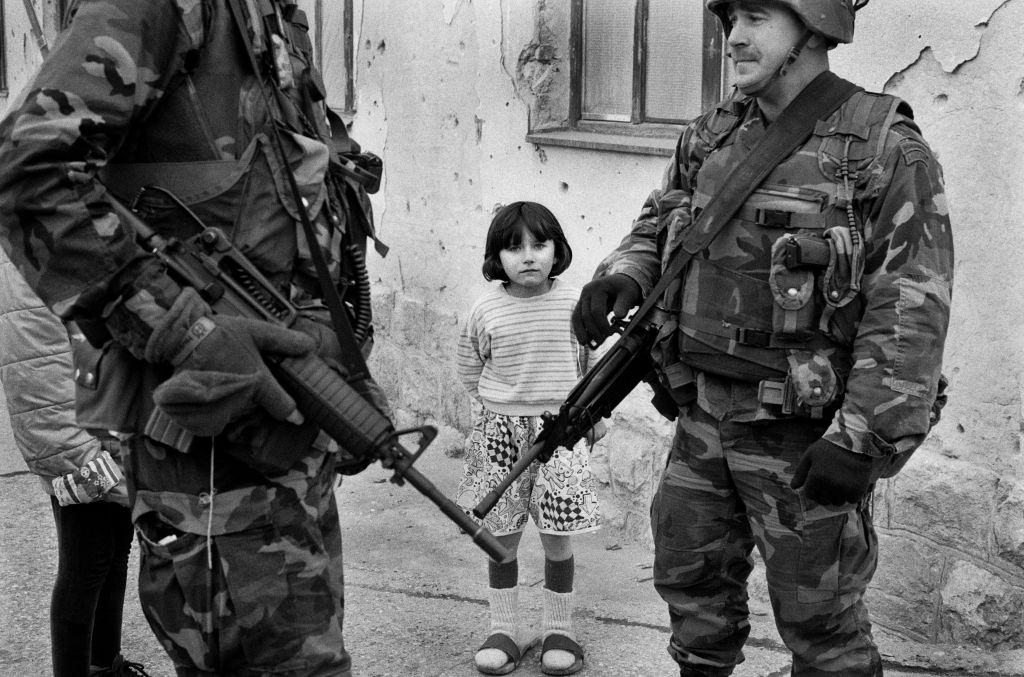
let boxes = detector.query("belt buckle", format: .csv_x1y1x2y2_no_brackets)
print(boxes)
757,379,794,415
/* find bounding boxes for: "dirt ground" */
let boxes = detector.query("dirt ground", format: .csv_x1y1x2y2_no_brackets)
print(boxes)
1,443,1022,677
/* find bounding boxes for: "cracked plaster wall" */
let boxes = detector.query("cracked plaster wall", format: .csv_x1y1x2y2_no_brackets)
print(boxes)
353,0,1024,651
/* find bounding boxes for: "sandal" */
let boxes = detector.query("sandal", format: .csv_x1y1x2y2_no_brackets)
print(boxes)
541,633,584,676
474,633,540,675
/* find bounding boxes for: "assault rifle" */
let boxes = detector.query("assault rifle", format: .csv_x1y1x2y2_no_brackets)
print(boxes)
472,315,675,519
473,72,869,520
107,196,507,562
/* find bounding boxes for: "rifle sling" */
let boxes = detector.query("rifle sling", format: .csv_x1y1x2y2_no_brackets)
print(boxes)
226,0,371,381
619,72,863,343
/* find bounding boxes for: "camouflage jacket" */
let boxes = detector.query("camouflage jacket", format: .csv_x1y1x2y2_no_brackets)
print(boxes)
599,85,954,460
0,0,346,531
0,0,208,315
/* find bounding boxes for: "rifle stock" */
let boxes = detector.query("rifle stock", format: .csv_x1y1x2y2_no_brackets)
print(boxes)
109,196,508,562
473,320,666,519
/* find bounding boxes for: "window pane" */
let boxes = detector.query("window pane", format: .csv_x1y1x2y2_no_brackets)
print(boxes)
582,0,635,121
320,5,349,111
645,0,704,121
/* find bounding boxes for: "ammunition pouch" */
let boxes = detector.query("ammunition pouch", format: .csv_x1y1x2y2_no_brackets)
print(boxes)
757,349,843,419
648,313,696,417
71,337,157,435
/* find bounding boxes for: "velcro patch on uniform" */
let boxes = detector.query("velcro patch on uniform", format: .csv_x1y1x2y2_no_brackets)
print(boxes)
898,138,931,168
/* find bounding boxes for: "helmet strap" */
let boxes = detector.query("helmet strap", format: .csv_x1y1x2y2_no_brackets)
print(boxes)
739,28,814,96
779,29,813,78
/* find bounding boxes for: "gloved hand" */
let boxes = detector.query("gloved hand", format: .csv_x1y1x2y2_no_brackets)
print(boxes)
790,439,877,506
571,273,643,347
147,288,317,436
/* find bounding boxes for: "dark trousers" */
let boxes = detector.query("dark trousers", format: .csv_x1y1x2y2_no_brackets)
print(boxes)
50,497,134,677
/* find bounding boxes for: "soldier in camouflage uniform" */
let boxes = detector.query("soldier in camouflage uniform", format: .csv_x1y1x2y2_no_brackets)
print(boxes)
573,1,953,676
0,1,386,675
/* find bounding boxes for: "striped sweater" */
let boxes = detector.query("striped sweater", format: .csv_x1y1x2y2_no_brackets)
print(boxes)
457,279,588,416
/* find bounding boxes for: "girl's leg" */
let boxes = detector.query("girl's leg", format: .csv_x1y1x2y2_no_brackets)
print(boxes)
476,532,525,672
539,533,581,674
89,502,134,669
50,498,112,677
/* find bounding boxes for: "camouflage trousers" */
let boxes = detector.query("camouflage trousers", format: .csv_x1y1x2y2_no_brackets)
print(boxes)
134,472,351,676
651,404,881,676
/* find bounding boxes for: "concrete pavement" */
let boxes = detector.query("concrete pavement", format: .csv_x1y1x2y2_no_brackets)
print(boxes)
1,424,1022,676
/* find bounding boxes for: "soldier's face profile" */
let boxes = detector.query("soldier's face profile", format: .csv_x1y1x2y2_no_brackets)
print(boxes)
725,1,805,94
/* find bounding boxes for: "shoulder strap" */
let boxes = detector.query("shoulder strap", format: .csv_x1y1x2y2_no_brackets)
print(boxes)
622,72,863,342
225,0,371,380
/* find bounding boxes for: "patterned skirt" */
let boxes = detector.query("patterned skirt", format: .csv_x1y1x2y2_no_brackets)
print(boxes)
456,407,601,536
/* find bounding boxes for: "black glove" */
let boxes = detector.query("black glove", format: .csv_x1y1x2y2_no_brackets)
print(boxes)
146,288,317,436
571,273,642,347
790,439,877,506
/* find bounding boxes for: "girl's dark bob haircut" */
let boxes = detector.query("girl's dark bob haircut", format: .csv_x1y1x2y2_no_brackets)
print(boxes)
482,201,573,282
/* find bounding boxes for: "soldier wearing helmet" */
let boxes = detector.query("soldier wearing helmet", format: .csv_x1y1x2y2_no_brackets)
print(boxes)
573,1,952,675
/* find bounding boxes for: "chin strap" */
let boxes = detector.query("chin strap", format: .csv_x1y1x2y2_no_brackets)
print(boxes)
737,28,814,96
779,29,813,78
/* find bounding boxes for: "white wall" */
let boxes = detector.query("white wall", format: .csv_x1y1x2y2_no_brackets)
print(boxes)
0,0,1020,651
352,0,1024,649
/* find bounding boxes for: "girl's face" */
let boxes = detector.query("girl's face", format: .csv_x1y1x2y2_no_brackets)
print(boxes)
499,225,556,297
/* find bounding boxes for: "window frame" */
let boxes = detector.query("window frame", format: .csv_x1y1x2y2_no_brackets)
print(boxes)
312,0,355,115
570,0,724,128
0,1,8,96
301,0,355,115
525,0,725,155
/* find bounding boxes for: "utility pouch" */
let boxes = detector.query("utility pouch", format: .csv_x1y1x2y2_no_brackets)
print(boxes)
649,315,696,413
71,339,147,434
780,233,830,269
756,349,842,419
769,237,818,338
821,226,864,309
785,349,842,418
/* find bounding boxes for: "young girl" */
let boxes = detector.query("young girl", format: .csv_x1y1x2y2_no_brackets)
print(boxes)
456,201,603,676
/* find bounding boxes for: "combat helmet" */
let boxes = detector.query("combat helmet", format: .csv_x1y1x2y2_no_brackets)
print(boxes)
706,0,865,46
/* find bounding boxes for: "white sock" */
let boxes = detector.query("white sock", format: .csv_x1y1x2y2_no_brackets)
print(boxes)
489,585,518,637
475,586,519,670
542,588,578,671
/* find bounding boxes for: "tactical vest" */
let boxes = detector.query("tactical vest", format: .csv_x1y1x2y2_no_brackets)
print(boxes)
100,0,377,312
672,90,910,409
79,0,381,447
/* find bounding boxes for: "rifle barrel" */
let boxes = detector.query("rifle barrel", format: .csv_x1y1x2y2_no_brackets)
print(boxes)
473,437,550,519
273,353,508,561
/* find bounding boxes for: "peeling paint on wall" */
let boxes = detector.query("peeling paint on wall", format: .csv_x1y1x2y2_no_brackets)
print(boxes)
832,0,1010,90
515,2,570,129
442,0,468,26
